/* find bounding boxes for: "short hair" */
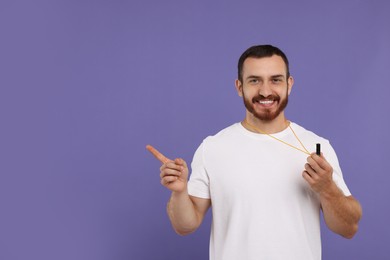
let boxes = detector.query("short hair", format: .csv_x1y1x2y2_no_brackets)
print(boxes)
237,45,290,82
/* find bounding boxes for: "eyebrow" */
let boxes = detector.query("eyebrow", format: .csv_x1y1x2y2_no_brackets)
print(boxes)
270,74,285,79
245,74,285,80
246,75,261,80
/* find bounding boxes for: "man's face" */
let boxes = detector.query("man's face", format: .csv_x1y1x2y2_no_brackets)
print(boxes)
236,55,293,122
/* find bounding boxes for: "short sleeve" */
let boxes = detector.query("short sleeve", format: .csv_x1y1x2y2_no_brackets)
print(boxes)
325,141,352,196
187,141,211,199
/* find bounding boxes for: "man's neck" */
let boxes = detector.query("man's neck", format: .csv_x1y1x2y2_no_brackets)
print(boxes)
243,113,289,134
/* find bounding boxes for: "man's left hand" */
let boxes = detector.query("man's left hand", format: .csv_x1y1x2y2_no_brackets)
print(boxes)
302,153,334,194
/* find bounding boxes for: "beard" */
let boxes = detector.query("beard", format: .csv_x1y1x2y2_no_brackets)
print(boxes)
242,89,289,122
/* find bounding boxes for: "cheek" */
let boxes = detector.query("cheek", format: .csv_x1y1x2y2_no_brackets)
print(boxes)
279,86,290,97
242,87,256,97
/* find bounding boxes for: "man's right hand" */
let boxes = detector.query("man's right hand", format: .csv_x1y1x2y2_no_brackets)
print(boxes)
146,145,189,193
146,144,210,235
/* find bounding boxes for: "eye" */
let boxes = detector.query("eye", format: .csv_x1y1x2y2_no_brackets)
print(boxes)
248,79,259,84
272,78,283,83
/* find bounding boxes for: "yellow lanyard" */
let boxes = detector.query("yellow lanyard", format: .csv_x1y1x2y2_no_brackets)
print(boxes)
243,119,310,155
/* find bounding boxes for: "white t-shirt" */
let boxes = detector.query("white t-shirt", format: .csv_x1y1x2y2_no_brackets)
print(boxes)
188,122,351,260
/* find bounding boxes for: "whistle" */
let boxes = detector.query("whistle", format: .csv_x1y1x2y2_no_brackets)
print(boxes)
316,143,321,156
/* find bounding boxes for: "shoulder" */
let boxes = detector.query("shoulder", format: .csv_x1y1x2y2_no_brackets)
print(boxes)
198,123,243,152
290,122,329,144
290,122,341,159
203,122,241,141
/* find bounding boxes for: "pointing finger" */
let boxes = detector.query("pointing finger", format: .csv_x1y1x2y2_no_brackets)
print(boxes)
146,144,171,164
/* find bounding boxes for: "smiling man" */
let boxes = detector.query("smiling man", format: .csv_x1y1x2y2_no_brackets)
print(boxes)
238,51,292,128
148,45,362,260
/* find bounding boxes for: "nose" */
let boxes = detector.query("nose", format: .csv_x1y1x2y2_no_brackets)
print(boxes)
258,82,273,97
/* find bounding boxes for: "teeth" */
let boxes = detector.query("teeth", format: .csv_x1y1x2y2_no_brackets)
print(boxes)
259,100,274,104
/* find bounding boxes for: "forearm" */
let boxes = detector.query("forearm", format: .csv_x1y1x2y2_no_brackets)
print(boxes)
320,183,362,238
167,190,201,235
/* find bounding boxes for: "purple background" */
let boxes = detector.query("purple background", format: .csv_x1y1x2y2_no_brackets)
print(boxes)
1,0,389,259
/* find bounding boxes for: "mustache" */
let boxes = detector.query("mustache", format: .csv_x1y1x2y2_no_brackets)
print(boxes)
252,94,280,103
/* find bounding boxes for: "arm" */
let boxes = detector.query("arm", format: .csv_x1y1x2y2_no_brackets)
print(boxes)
146,145,211,235
167,192,211,235
303,153,362,238
319,184,362,238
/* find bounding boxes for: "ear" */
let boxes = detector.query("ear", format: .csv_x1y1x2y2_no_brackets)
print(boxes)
287,76,294,95
235,79,243,97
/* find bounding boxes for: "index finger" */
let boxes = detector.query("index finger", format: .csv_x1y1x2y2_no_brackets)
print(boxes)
309,153,331,172
146,144,171,164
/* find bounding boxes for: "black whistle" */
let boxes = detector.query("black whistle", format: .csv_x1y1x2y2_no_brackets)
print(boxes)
316,143,321,156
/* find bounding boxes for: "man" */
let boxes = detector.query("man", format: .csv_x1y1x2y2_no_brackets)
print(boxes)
147,45,362,260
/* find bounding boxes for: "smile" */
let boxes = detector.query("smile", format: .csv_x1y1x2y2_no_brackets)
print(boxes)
258,100,274,105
